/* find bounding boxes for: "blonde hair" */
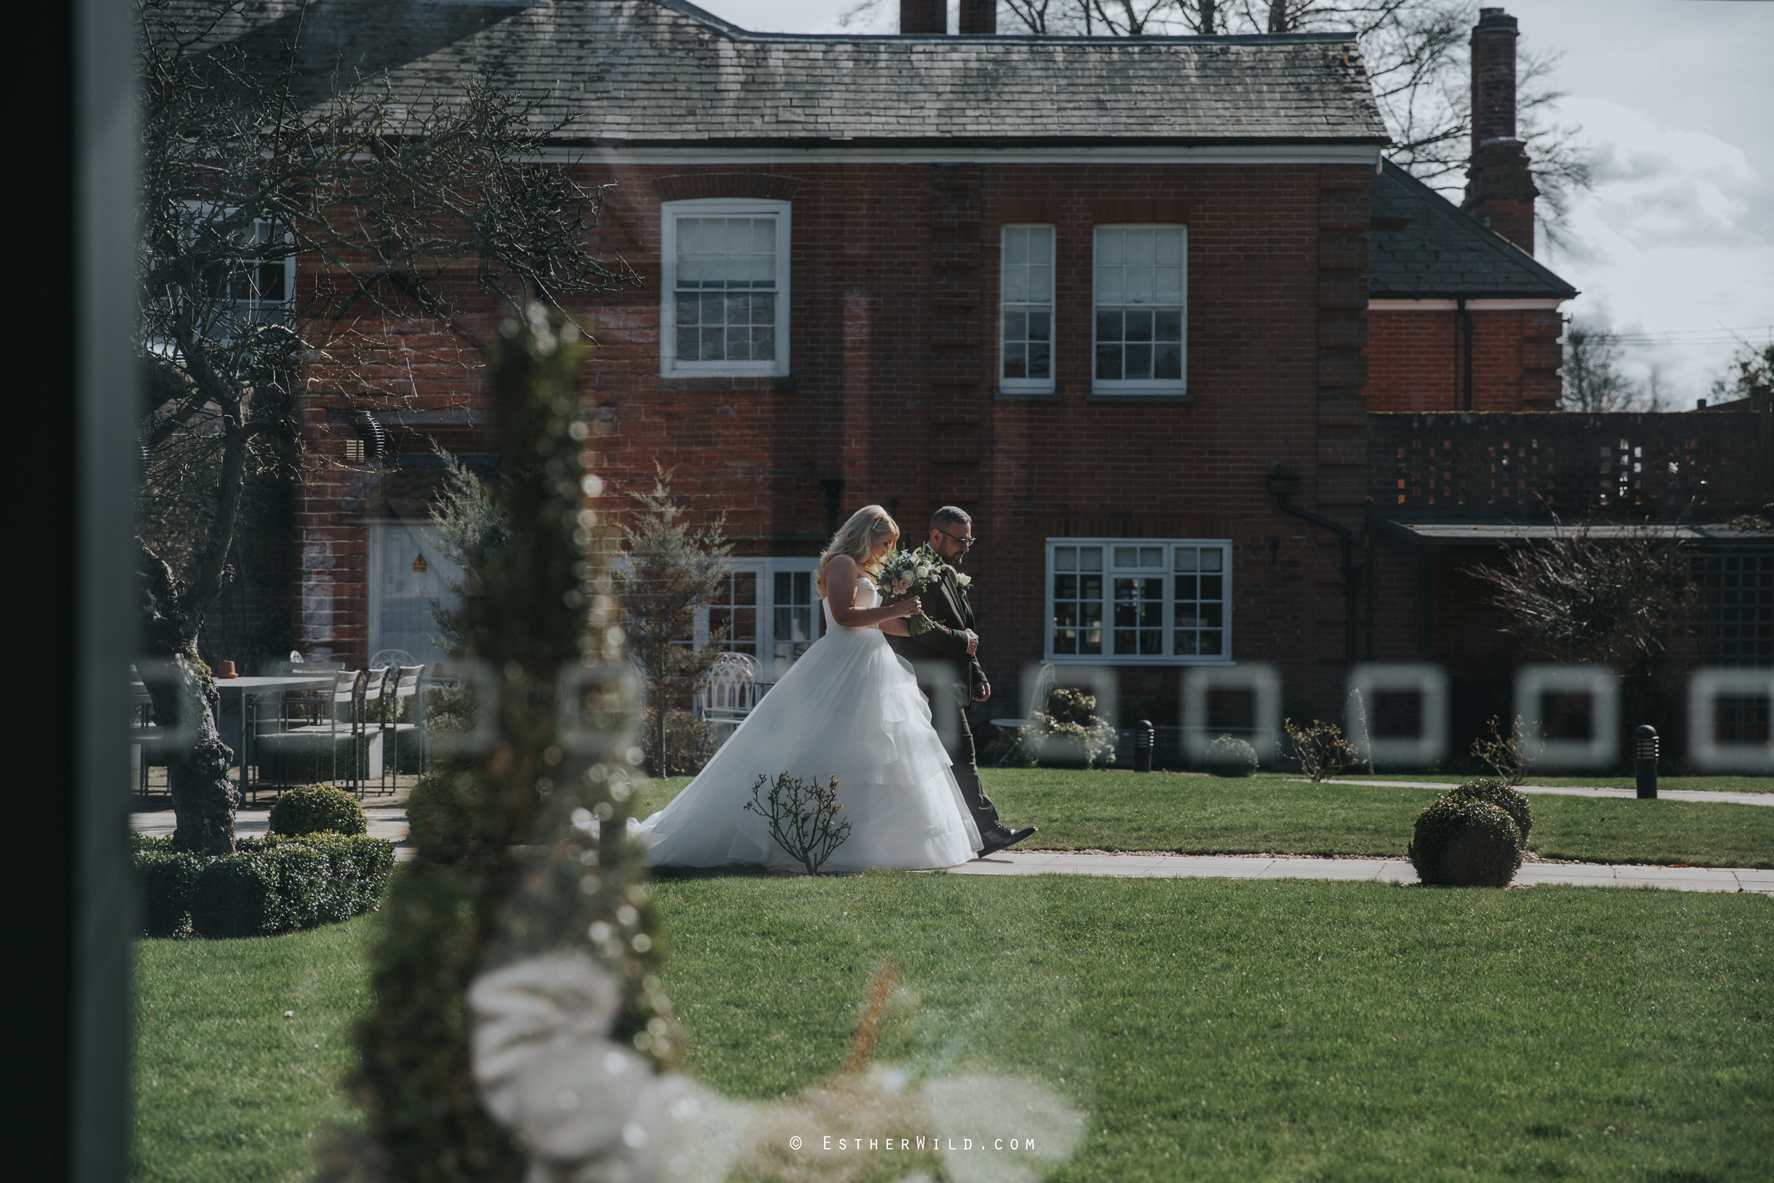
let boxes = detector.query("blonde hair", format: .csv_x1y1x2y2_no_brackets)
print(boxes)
819,505,900,578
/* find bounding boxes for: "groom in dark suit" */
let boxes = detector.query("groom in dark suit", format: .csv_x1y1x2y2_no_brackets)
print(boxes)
886,506,1037,857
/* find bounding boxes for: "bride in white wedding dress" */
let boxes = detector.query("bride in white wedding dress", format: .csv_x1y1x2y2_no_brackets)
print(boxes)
632,505,983,871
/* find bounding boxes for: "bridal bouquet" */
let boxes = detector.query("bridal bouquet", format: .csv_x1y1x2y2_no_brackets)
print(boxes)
875,546,939,603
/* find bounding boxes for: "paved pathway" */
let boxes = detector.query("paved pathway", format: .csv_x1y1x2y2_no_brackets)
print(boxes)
132,805,1773,893
1306,779,1774,808
133,809,410,845
951,851,1774,895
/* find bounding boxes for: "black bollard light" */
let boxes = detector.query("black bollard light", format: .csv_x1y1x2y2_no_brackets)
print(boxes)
1134,719,1155,773
1633,724,1659,799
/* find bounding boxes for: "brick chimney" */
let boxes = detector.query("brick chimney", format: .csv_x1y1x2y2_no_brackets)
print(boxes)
1462,8,1539,255
900,0,945,34
959,0,995,34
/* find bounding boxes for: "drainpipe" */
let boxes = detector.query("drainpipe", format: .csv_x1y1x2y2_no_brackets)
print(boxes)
1267,462,1360,669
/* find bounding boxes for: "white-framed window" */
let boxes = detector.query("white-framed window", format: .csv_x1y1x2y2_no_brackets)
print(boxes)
1046,538,1230,663
155,207,296,336
1000,224,1055,394
694,558,823,678
1092,225,1186,395
214,217,296,320
660,199,790,377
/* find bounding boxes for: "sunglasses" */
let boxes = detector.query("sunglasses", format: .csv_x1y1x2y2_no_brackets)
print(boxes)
935,527,977,549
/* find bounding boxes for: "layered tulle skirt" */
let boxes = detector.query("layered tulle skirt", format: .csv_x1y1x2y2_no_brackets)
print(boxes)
632,620,981,872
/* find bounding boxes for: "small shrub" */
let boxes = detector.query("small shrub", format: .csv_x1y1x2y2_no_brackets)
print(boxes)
1470,714,1537,786
257,833,398,924
1286,719,1359,782
137,849,205,937
421,684,477,737
641,707,715,778
136,832,394,937
405,769,476,862
744,771,852,874
1448,778,1533,849
190,852,283,937
1206,734,1258,777
1409,793,1523,888
268,783,368,837
1030,689,1120,768
983,690,1118,769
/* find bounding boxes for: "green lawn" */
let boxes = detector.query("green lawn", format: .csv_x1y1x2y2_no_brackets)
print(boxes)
132,918,372,1183
637,770,1774,869
132,876,1774,1182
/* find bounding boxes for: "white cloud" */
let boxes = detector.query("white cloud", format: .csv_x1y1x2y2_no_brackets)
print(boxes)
1571,98,1765,251
1552,97,1774,399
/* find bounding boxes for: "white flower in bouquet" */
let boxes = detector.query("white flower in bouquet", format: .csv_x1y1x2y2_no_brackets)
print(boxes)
876,548,929,601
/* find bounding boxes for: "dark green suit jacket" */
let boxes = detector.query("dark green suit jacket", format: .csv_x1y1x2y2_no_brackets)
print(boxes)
885,547,986,691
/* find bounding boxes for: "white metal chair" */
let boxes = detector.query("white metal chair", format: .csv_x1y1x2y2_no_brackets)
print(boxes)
369,648,418,672
253,669,372,790
128,680,161,799
375,665,427,793
990,662,1057,732
699,652,759,743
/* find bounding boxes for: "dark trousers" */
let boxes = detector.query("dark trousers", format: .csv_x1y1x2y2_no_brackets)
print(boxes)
949,703,1000,834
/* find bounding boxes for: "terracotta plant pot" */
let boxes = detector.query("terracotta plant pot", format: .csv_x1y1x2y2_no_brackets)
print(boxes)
216,660,238,679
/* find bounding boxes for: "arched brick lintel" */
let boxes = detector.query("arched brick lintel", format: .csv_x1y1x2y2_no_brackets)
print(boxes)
650,173,802,203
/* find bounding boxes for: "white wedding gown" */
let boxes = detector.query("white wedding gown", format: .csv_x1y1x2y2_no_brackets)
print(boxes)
632,577,982,871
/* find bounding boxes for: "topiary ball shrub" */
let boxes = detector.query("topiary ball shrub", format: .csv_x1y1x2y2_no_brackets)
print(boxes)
1409,793,1523,888
1448,778,1533,849
268,783,368,837
1206,734,1258,778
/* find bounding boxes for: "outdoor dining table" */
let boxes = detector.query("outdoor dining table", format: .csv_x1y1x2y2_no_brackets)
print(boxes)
213,674,335,792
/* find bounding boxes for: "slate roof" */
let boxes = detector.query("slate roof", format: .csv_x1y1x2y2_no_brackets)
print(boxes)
1368,161,1577,299
182,0,1389,150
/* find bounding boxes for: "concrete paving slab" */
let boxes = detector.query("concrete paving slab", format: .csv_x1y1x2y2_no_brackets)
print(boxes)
1254,859,1388,881
1153,856,1278,879
1519,863,1619,880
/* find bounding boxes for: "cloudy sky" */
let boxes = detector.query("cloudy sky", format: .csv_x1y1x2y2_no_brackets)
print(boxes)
691,0,1774,404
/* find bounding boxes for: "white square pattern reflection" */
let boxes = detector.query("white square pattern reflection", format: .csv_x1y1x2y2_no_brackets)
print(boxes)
1512,665,1620,772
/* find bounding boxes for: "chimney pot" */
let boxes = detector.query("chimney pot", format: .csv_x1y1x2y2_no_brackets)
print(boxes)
900,0,946,34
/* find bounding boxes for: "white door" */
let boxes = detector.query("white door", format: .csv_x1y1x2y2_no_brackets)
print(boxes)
367,519,463,672
697,558,823,680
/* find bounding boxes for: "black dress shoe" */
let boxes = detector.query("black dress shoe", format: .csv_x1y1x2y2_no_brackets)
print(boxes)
978,824,1037,856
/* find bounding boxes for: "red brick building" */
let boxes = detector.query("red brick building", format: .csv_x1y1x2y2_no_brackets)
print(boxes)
261,0,1398,730
200,1,1774,768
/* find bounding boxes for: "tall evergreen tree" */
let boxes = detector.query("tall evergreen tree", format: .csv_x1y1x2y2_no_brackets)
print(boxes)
614,473,733,777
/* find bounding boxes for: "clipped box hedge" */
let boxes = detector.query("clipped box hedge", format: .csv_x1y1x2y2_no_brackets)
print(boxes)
134,830,395,938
